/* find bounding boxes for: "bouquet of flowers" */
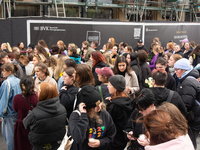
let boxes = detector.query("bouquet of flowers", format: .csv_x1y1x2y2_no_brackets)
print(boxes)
145,77,153,88
146,52,152,62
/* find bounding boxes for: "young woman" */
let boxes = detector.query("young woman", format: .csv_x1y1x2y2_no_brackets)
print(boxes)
95,67,114,103
103,52,114,68
46,56,57,77
53,55,69,81
34,62,57,94
126,52,142,88
13,76,38,150
23,82,67,150
74,64,95,109
68,47,81,64
59,67,79,120
38,39,49,53
124,45,133,55
124,88,156,150
149,44,160,71
137,50,152,88
143,109,194,150
57,59,76,91
151,69,187,116
157,102,194,148
165,42,174,54
17,41,25,51
0,62,22,150
113,56,139,99
168,54,182,88
107,75,134,150
155,57,176,91
90,51,109,86
34,45,48,58
68,85,116,150
189,44,200,67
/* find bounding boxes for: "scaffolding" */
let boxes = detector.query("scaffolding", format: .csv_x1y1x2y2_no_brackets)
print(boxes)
0,0,199,21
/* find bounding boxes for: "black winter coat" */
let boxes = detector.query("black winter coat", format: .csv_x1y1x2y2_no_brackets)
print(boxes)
177,69,200,130
151,87,187,116
59,84,79,119
165,73,176,91
23,97,67,150
139,62,151,88
183,48,193,59
175,50,184,57
133,45,148,52
106,97,134,150
92,61,109,86
68,110,116,150
129,60,142,89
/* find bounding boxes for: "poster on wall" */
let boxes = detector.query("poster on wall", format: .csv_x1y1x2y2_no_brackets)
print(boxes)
27,20,144,50
28,20,92,49
144,23,200,50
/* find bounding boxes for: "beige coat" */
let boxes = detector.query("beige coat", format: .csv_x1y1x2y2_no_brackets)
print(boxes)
125,71,140,99
34,76,57,94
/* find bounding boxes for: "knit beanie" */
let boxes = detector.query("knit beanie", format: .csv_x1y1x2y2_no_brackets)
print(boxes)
79,85,102,109
109,75,126,92
174,58,191,70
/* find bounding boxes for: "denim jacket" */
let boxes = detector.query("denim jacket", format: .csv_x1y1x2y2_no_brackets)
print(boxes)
0,75,21,118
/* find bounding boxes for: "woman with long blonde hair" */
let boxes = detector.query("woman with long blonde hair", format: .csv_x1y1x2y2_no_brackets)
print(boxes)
53,55,69,81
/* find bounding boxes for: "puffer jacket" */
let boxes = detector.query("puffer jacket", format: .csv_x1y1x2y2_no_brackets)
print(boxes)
23,97,67,149
177,69,200,130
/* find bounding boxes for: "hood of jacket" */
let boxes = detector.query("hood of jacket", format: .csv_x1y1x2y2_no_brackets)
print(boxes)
179,69,199,83
129,59,138,67
151,87,169,104
111,97,133,112
94,61,108,68
36,97,61,114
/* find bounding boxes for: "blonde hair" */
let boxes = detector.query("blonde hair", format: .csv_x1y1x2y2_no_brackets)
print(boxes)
57,40,66,48
46,56,57,72
53,55,69,81
103,52,114,68
1,42,12,52
171,54,182,62
33,54,46,63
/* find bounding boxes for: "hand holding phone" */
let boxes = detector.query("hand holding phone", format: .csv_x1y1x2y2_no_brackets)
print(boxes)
123,130,137,140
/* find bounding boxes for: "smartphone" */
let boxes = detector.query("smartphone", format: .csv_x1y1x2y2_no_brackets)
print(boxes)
123,130,137,139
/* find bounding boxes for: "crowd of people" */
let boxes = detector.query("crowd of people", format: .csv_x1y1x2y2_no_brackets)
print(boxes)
0,37,199,150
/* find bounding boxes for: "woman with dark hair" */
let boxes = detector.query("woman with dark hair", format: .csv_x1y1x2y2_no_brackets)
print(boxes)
68,85,116,150
107,75,134,150
38,39,49,53
34,62,57,94
151,69,187,116
126,52,142,88
189,44,200,68
68,46,81,64
74,64,95,109
155,57,176,91
17,41,25,51
113,56,139,99
23,82,67,150
34,45,48,58
137,50,151,88
143,109,194,150
124,88,156,150
13,76,38,150
0,62,22,150
90,51,109,86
